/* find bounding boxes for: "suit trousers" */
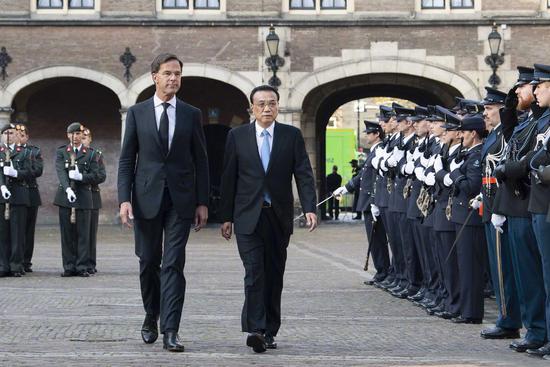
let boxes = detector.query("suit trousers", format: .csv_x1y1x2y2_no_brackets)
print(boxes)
89,208,99,271
134,189,191,334
363,211,390,280
400,215,422,291
0,204,9,273
454,224,486,320
236,207,290,337
59,207,90,273
435,230,461,315
9,204,27,273
387,210,407,287
378,207,395,282
24,205,38,268
484,222,522,332
532,214,550,339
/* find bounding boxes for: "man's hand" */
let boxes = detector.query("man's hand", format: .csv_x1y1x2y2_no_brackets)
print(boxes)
194,205,208,232
305,212,317,232
65,187,77,203
333,186,348,197
491,213,506,234
68,166,83,181
370,204,380,222
3,163,17,178
470,193,482,209
433,155,443,173
221,221,232,241
450,158,464,172
120,201,134,229
0,185,11,200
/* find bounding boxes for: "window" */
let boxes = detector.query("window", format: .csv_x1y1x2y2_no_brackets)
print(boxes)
37,0,63,8
163,0,188,8
450,0,473,8
321,0,346,9
290,0,315,9
194,0,219,9
421,0,445,8
69,0,94,8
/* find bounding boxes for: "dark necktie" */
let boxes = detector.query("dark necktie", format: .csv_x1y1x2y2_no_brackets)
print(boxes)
74,148,79,156
159,102,170,155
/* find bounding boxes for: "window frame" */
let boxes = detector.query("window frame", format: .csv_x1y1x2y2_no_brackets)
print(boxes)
36,0,63,9
421,0,445,9
285,0,353,14
157,0,225,15
161,0,190,9
33,0,100,14
193,0,221,10
289,0,316,10
449,0,474,9
320,0,347,10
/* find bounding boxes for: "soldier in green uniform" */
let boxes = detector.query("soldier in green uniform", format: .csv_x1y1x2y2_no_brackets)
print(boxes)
18,124,43,273
54,122,100,277
82,128,106,274
1,123,32,277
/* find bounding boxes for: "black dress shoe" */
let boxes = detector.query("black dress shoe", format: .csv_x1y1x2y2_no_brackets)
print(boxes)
480,326,520,340
509,338,544,353
141,315,158,344
451,316,482,324
24,266,33,273
10,271,22,277
526,342,550,357
61,270,77,277
408,290,426,302
0,271,8,277
392,288,409,299
246,332,266,353
163,331,185,352
427,305,445,316
363,279,375,286
434,311,458,320
265,335,277,349
77,271,90,277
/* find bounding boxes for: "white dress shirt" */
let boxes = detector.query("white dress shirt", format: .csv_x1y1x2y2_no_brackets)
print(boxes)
154,94,176,149
255,120,274,157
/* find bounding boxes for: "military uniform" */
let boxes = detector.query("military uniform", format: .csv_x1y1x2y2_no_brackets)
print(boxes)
23,143,43,272
89,147,106,273
54,123,100,277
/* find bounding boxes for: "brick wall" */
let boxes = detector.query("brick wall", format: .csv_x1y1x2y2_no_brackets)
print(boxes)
355,0,413,12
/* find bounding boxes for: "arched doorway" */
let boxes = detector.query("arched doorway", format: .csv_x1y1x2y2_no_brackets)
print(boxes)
299,73,464,215
137,77,250,222
11,77,122,224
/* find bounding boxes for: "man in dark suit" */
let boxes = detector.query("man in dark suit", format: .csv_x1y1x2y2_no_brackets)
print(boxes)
118,53,209,353
220,85,317,353
325,165,341,219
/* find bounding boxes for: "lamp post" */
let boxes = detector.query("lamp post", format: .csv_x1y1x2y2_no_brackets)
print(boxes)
265,25,285,88
484,23,504,88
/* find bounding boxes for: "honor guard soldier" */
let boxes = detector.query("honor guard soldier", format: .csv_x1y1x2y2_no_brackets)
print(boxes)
82,128,106,274
0,124,14,277
522,63,550,357
1,123,32,277
445,114,487,324
54,122,100,277
18,124,43,273
489,67,546,350
334,120,390,285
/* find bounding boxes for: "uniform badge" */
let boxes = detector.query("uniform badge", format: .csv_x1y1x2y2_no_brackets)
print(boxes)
473,160,480,168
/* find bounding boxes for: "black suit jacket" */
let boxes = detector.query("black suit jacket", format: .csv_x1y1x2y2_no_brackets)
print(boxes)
117,97,209,220
220,121,316,236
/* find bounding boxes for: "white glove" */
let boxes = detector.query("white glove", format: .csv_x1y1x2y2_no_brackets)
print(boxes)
414,166,425,182
393,146,405,162
443,173,453,187
491,214,506,234
68,165,83,181
433,155,443,173
412,147,422,161
66,187,77,203
420,154,430,168
404,160,415,175
0,185,10,199
424,172,436,186
386,155,397,168
380,156,389,172
450,159,464,172
372,155,381,170
333,186,348,197
470,193,482,210
3,163,18,178
370,204,380,222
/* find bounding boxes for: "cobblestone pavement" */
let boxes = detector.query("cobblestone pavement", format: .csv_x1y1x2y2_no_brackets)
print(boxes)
0,222,547,366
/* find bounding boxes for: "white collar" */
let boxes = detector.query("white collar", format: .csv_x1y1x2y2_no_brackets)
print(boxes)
255,120,275,137
154,94,176,109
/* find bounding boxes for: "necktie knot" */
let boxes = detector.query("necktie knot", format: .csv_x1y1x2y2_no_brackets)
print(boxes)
261,129,270,138
162,102,170,111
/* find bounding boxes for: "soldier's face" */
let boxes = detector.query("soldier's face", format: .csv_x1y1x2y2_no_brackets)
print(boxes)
431,121,445,137
534,82,550,108
516,84,534,110
19,132,28,145
82,135,91,147
414,120,429,137
482,104,501,129
3,129,17,144
461,130,476,148
67,131,82,146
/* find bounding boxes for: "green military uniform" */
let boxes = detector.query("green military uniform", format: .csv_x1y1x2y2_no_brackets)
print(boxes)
53,123,100,277
23,143,43,272
88,147,106,273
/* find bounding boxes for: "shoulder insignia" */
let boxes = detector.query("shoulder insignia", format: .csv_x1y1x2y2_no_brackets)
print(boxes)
473,160,480,168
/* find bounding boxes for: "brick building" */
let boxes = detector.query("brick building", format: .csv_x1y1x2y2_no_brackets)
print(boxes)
1,0,549,223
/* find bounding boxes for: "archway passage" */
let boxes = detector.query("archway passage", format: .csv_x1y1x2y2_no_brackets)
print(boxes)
11,77,122,224
300,73,464,216
138,77,250,222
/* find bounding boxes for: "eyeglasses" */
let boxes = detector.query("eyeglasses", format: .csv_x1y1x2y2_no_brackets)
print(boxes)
253,101,278,110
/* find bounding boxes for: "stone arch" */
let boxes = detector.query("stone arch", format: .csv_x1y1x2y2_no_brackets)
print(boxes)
128,63,257,105
288,57,481,111
1,66,127,108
